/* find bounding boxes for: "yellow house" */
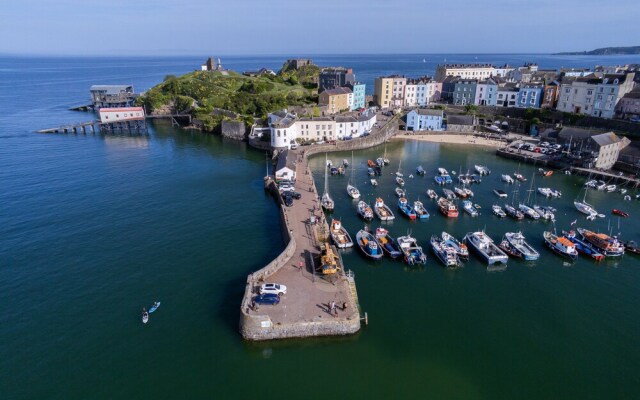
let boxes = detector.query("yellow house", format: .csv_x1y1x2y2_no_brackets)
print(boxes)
319,87,352,114
374,76,394,108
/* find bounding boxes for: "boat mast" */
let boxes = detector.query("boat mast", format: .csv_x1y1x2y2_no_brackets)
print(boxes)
526,172,535,204
324,153,329,198
350,151,355,186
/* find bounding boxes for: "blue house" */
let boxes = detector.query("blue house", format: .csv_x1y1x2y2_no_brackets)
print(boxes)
406,109,444,131
517,84,543,108
347,82,366,110
453,79,478,105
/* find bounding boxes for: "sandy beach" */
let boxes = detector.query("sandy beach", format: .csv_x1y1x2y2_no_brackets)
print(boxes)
392,133,509,148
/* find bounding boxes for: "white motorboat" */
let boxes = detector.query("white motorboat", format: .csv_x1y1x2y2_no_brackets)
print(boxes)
501,174,514,184
462,200,478,216
426,189,438,199
464,231,508,265
370,178,378,187
474,165,491,175
374,198,395,221
347,184,361,199
518,203,540,220
329,219,354,249
605,184,617,192
537,187,552,197
492,204,507,218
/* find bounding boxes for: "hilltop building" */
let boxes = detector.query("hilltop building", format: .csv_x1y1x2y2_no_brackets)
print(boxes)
201,57,225,72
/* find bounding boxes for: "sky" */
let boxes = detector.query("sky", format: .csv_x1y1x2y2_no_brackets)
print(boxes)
1,0,639,56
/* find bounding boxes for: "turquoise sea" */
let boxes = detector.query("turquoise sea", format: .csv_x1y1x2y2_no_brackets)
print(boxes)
1,54,639,399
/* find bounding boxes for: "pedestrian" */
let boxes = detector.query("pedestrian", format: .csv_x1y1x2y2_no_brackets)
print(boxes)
251,300,256,310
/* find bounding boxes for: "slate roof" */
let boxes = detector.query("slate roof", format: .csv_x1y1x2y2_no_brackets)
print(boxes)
276,149,296,172
590,132,620,147
447,115,475,125
415,109,443,117
90,85,133,94
322,87,352,96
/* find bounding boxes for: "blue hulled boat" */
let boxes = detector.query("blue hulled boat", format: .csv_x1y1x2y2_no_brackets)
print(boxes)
375,227,402,259
356,229,383,260
398,197,417,220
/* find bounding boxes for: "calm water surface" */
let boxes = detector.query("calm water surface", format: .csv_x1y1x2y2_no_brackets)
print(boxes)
1,55,639,399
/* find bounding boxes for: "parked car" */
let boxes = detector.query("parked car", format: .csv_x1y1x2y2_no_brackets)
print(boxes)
289,191,302,199
283,194,294,207
259,283,287,296
290,143,298,150
278,183,293,192
253,293,281,305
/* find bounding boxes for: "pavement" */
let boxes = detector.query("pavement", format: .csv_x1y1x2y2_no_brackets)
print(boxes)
248,151,359,324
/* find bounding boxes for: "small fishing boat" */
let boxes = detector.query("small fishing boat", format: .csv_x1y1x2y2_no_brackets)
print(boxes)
367,167,375,177
443,188,456,200
619,188,627,195
539,168,553,177
430,235,460,267
574,200,598,219
397,234,427,265
347,184,361,199
374,198,395,221
501,174,514,184
462,200,478,217
492,204,507,218
438,197,459,217
426,189,438,199
413,200,430,219
563,230,604,261
375,227,402,258
493,189,508,198
537,187,552,197
142,310,149,324
443,175,453,184
474,165,491,175
585,179,597,188
376,157,385,167
576,228,625,257
326,159,333,168
463,188,474,197
441,231,469,260
434,175,445,185
342,159,349,167
337,166,345,175
606,184,617,192
329,219,354,249
612,209,629,218
367,160,376,168
518,203,540,220
375,166,382,176
464,231,508,265
398,197,417,220
543,231,578,260
595,180,606,190
395,187,406,197
396,176,405,186
499,232,540,261
149,302,161,313
470,174,482,184
504,204,524,220
370,178,378,187
416,165,425,176
454,187,467,198
514,173,527,182
330,167,339,175
533,205,555,221
474,203,481,209
438,167,448,175
458,174,471,185
357,200,374,221
321,158,334,211
624,240,640,255
356,229,383,260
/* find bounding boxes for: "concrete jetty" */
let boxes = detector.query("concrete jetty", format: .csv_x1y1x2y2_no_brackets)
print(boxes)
239,113,400,341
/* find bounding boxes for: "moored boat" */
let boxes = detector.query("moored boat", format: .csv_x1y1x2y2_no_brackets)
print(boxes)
518,203,540,220
493,189,508,198
370,178,378,187
395,187,406,197
434,175,445,185
375,227,402,258
367,167,375,177
462,200,478,217
438,167,448,175
463,188,474,197
342,158,349,167
413,200,430,219
576,228,625,257
441,231,469,260
329,219,354,249
501,174,514,184
537,187,552,197
376,157,384,167
374,198,395,221
443,188,456,200
514,173,526,182
574,200,598,219
443,174,453,184
347,184,361,199
533,205,555,221
398,197,417,220
396,176,405,186
357,200,374,221
438,197,459,217
624,240,640,255
426,189,438,199
430,235,460,267
397,234,427,265
563,230,604,261
504,204,524,220
492,204,507,218
464,231,508,265
543,231,578,260
367,159,376,168
474,165,491,175
356,229,383,260
612,209,629,218
416,165,425,176
500,231,540,261
454,187,467,198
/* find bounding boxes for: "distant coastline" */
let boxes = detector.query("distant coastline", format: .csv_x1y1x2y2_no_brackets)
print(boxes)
553,46,640,56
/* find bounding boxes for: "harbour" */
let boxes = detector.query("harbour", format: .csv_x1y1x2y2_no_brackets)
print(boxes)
3,54,640,399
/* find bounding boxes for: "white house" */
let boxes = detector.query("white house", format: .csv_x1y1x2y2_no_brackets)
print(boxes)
404,82,418,107
275,149,297,182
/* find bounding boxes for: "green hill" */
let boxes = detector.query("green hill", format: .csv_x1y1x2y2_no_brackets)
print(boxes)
554,46,640,55
137,67,319,131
